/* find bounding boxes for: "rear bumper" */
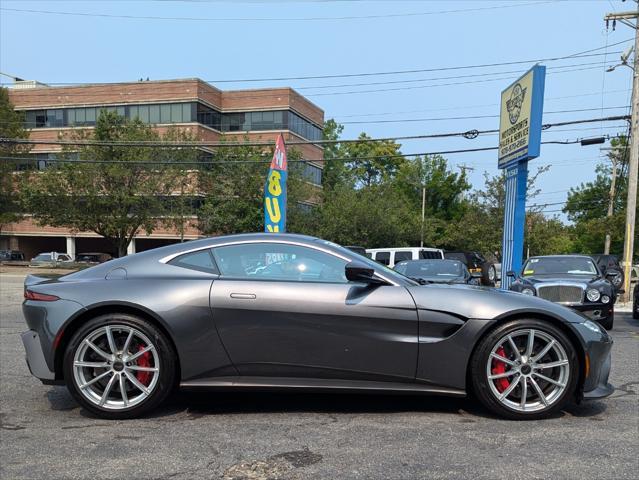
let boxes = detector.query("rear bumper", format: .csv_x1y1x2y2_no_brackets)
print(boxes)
21,330,55,382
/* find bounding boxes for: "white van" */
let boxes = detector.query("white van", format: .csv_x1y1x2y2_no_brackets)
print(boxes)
365,247,444,268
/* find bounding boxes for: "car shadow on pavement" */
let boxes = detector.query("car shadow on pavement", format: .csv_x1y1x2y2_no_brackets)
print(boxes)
44,386,608,421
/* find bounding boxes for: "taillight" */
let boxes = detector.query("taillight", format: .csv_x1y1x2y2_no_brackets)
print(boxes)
24,289,59,302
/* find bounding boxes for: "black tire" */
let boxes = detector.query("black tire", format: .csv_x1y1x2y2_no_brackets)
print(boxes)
478,262,496,287
470,319,579,420
599,310,614,331
63,313,177,419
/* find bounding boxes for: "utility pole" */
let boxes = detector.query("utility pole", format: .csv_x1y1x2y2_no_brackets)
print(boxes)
420,186,426,248
604,154,618,255
605,5,639,302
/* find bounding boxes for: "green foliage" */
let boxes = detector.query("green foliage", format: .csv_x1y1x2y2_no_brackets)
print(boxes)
197,142,313,236
0,87,30,232
311,184,419,247
563,136,631,255
20,111,198,256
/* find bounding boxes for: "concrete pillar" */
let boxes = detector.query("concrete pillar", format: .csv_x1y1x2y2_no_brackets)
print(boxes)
66,236,76,259
127,239,136,255
9,236,19,250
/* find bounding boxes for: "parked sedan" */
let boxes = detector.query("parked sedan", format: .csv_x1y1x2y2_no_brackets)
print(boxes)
394,259,481,285
508,255,616,330
21,234,613,420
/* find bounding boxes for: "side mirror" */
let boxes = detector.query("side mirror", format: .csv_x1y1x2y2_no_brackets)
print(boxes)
345,261,386,285
506,270,516,278
470,271,483,279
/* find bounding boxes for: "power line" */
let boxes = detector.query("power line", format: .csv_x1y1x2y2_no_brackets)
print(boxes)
2,40,632,86
337,106,629,125
0,2,560,23
334,89,632,119
0,56,619,100
0,115,629,148
0,135,627,166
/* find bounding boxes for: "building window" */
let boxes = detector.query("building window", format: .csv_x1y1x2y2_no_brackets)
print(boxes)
19,102,323,142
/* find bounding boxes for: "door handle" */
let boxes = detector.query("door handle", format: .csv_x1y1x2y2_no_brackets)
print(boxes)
230,293,256,300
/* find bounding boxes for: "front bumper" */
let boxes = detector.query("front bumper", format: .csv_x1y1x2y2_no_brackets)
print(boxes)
569,303,613,322
21,330,56,383
572,322,614,400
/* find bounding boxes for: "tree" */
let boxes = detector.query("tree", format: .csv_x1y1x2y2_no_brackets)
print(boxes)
340,133,405,187
443,165,553,256
21,111,196,257
320,119,348,190
197,141,314,236
0,87,31,233
393,155,471,222
563,136,630,254
312,183,419,247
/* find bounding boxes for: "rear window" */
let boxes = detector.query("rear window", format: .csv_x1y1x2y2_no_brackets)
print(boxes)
420,250,442,260
168,249,219,274
444,252,466,263
375,251,390,266
394,251,412,262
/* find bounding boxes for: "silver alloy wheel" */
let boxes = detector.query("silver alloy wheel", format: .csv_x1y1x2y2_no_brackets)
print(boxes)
485,328,570,413
72,325,160,410
488,266,496,283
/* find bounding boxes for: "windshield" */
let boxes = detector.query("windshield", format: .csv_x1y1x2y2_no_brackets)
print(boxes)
316,240,418,286
395,260,463,278
523,257,598,276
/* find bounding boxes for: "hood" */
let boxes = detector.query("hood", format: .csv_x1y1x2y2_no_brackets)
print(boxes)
522,274,599,284
406,284,586,324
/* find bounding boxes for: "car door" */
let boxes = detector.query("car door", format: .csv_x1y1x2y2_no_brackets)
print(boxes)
209,241,419,382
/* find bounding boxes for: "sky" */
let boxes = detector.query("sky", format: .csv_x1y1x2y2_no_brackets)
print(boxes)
0,0,634,218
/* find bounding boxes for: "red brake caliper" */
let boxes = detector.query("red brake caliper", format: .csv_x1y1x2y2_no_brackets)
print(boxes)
491,346,511,393
135,345,152,386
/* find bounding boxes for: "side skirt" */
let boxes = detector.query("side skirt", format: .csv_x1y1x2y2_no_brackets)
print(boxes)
180,376,466,397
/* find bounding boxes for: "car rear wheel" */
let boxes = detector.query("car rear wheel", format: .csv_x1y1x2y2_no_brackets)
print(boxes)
470,319,578,420
63,314,177,419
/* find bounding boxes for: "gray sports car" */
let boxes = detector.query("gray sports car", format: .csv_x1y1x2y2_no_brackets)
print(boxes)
21,233,613,420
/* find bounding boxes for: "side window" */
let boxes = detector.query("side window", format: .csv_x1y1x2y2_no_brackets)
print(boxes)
394,251,412,262
168,249,219,274
375,251,390,266
211,243,348,283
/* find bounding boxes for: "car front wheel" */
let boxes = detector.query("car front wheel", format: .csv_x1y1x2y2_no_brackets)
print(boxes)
63,314,177,419
599,311,614,331
471,319,578,420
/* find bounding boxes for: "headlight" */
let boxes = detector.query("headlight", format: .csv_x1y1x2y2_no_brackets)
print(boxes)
601,295,610,304
521,287,535,296
583,319,604,334
586,288,601,302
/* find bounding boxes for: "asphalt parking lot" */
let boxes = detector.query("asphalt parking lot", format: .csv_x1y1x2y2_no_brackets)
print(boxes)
1,273,637,480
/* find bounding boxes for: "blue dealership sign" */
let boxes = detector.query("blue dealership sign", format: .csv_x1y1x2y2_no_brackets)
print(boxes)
499,65,545,289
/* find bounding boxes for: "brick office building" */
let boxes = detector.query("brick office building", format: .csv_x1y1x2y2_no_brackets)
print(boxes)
1,78,324,259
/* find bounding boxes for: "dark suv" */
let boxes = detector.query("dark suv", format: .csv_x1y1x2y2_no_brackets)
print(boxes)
591,254,624,294
443,250,496,286
0,250,25,261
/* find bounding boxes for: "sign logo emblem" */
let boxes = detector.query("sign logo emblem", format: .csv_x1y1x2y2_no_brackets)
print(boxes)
506,83,527,125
